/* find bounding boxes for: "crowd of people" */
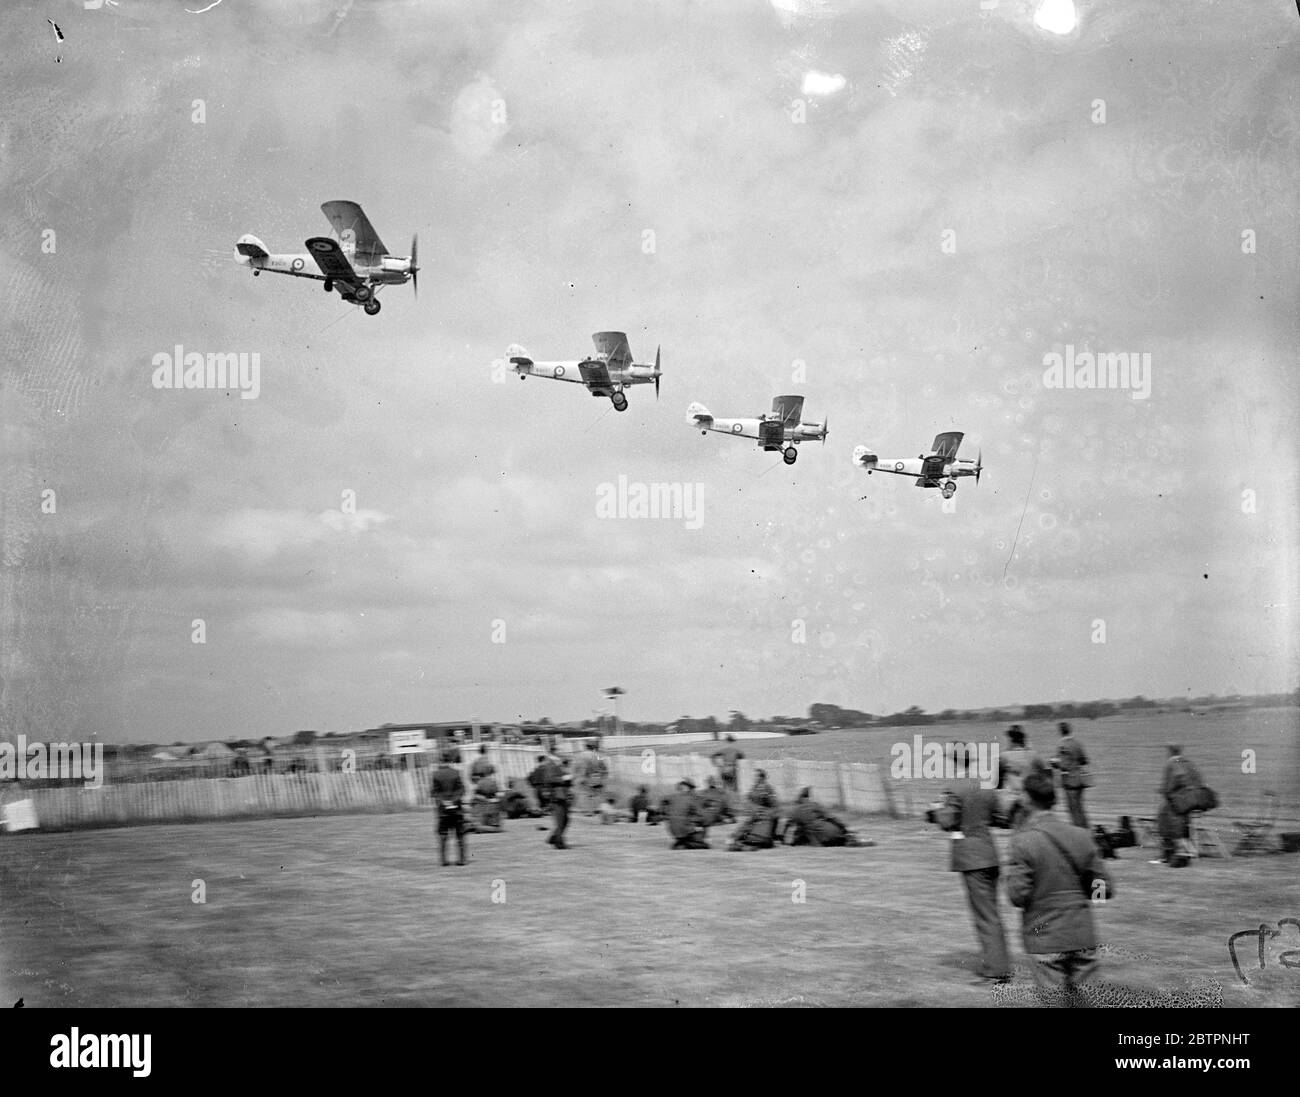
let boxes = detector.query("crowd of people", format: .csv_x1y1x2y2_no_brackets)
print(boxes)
436,725,1221,1004
938,722,1218,1001
431,737,875,863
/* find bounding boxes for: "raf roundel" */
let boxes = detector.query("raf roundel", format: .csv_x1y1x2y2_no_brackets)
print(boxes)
732,423,743,433
895,461,904,471
310,239,333,252
555,365,565,378
291,257,305,271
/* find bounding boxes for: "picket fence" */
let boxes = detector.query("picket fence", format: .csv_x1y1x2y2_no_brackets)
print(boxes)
1,743,896,832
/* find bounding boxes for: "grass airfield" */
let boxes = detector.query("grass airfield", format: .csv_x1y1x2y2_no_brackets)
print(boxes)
2,805,1296,1008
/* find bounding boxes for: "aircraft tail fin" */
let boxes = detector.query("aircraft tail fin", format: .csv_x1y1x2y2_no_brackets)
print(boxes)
507,343,533,370
235,234,269,262
687,401,712,426
853,446,877,469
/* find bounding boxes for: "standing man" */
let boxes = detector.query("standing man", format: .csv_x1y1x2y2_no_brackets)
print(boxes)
997,725,1042,829
940,766,1012,984
711,734,745,799
1052,722,1091,829
431,749,468,867
527,754,551,813
470,744,495,784
1155,744,1205,867
1006,769,1115,1000
577,741,608,815
547,770,573,849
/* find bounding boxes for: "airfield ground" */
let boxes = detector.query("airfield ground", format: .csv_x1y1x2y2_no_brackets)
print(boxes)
2,806,1296,1008
2,708,1295,1008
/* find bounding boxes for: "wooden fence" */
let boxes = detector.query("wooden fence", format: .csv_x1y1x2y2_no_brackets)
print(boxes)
0,746,897,833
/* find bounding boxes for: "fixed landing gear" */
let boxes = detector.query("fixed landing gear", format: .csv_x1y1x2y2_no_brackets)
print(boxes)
252,269,260,277
324,279,333,293
611,392,629,412
782,446,798,465
363,299,381,316
354,284,373,303
941,480,957,499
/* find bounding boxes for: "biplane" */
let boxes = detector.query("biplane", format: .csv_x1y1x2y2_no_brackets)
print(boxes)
508,333,661,412
235,201,417,315
853,431,982,499
687,395,828,465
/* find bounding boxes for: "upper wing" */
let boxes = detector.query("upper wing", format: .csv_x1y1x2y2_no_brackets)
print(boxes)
592,332,633,367
321,201,389,265
772,394,805,425
931,431,964,460
305,237,360,284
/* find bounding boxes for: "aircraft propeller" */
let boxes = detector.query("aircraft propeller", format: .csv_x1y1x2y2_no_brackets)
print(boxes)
821,416,829,445
975,447,982,484
655,345,661,399
409,234,419,298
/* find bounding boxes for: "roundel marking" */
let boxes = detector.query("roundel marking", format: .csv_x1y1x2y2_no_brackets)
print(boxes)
895,461,904,471
310,240,333,252
555,365,565,378
291,257,305,272
732,423,743,433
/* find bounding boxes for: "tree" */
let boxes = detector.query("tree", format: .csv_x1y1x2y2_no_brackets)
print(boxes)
728,710,751,733
292,730,318,746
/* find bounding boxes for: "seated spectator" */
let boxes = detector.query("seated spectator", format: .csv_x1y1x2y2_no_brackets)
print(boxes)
629,785,651,823
698,777,735,827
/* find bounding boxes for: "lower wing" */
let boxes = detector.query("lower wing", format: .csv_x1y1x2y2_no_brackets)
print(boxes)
304,236,361,286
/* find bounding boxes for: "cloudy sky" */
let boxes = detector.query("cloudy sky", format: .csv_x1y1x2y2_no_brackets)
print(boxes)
1,0,1296,743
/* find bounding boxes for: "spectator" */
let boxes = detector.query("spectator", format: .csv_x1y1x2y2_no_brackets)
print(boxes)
1155,744,1208,867
711,734,745,797
667,780,709,849
1051,722,1091,828
1006,769,1115,999
939,762,1012,984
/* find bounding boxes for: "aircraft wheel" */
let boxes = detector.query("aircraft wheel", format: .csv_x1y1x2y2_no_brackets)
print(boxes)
364,299,381,316
324,279,333,293
612,396,628,412
354,285,372,302
783,447,798,465
252,270,260,277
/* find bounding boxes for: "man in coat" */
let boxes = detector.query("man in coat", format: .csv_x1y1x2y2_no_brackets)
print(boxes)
710,735,745,796
1155,744,1205,866
546,771,573,849
941,768,1012,984
527,755,552,812
431,750,468,867
728,769,780,851
1005,769,1115,998
698,776,735,827
785,787,855,846
666,779,709,849
1051,722,1091,828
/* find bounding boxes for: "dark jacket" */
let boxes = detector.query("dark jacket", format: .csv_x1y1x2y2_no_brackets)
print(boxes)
1005,813,1114,953
788,799,847,846
747,779,778,812
431,766,465,807
667,791,704,838
1161,755,1203,812
945,782,1002,872
1055,736,1089,790
698,787,730,826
